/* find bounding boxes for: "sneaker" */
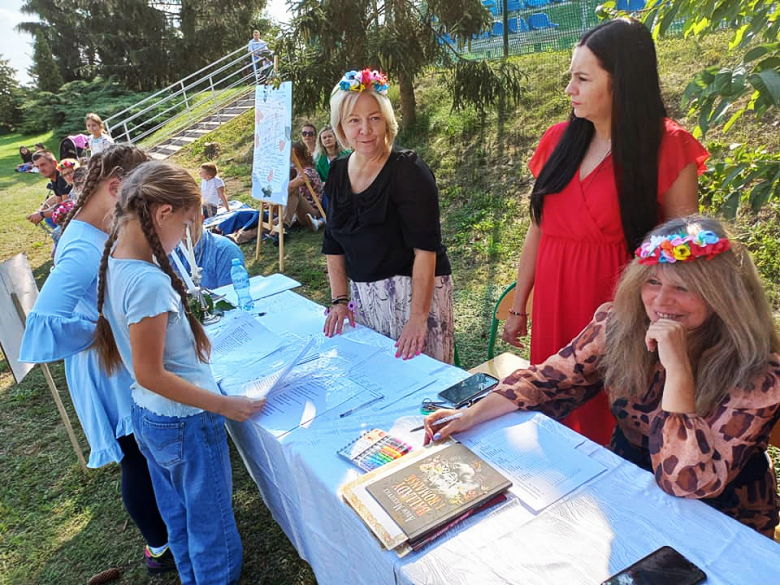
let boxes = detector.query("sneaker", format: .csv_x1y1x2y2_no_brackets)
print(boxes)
145,545,177,575
306,213,322,232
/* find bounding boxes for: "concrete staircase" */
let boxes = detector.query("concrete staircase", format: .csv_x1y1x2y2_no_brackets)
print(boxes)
147,91,255,160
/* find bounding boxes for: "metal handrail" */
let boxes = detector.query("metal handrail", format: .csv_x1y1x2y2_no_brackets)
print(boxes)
103,45,249,129
104,43,269,149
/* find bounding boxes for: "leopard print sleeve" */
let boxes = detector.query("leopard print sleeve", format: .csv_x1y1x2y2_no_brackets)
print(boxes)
648,356,780,499
491,304,610,421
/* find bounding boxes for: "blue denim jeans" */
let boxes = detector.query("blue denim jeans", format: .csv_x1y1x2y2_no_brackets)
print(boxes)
132,405,242,585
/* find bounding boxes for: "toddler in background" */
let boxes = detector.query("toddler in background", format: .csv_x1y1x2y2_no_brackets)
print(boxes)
199,163,229,218
85,112,115,156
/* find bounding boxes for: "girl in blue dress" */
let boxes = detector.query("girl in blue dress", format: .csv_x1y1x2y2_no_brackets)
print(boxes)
93,160,266,585
19,145,175,574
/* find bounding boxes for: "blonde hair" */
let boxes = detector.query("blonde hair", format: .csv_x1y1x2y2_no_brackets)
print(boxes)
603,215,780,416
93,161,211,374
85,112,104,129
313,126,340,160
329,87,398,153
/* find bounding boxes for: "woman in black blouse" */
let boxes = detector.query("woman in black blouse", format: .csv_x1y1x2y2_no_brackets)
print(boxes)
321,69,454,363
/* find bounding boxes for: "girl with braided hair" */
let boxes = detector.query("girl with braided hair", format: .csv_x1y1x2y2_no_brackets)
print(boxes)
19,145,176,575
94,160,265,585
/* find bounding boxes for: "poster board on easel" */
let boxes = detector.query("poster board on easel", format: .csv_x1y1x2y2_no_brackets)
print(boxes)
0,254,87,471
251,78,293,268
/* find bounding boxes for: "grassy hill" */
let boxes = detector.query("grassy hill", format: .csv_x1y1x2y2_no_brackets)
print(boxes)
1,29,779,584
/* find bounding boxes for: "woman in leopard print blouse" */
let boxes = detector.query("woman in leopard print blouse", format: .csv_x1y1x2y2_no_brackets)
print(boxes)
426,215,780,537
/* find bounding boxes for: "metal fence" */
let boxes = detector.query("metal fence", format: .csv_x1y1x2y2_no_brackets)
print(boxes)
441,0,677,60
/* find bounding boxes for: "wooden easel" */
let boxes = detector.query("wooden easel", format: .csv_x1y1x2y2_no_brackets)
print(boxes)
10,292,88,472
255,56,327,271
255,200,286,270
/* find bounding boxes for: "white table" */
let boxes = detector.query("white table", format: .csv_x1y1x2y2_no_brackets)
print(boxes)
210,286,780,585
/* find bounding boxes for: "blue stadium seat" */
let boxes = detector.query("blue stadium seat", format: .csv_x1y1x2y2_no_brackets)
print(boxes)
437,33,456,45
617,0,646,8
492,21,504,36
528,12,559,29
508,17,518,33
526,0,549,7
518,16,529,32
507,0,524,11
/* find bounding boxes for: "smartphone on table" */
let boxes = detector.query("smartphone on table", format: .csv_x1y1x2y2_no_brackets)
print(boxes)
437,372,499,408
601,545,706,585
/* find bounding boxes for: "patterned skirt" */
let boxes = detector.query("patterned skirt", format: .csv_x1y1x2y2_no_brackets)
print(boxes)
350,275,454,364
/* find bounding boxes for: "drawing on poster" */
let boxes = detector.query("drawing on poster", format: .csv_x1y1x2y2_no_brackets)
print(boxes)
251,81,293,206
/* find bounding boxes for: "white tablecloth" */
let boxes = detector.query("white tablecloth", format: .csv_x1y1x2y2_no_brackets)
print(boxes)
209,286,780,585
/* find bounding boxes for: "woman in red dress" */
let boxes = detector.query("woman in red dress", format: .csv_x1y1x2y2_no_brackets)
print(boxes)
502,18,709,445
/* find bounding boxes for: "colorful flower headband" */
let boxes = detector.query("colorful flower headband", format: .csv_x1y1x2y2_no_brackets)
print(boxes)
636,231,731,265
57,158,79,171
338,69,389,96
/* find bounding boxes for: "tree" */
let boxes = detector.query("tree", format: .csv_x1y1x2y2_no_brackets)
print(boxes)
279,0,526,127
0,56,22,132
626,0,780,217
30,34,64,93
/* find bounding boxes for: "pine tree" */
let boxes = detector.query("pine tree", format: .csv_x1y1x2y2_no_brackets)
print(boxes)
0,56,22,131
30,34,64,93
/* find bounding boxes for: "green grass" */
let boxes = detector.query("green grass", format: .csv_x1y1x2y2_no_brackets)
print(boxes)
2,29,780,583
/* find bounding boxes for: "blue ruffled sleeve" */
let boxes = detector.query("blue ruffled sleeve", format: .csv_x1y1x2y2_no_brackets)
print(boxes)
19,242,101,363
125,268,180,326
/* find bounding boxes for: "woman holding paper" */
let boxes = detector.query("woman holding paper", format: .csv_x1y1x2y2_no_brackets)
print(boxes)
426,216,780,539
322,69,454,363
19,145,177,574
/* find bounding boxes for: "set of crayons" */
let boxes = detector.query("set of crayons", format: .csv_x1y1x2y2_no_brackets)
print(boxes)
337,428,413,472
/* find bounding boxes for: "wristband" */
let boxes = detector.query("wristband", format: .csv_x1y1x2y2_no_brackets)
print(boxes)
38,210,45,219
508,309,527,317
324,300,356,315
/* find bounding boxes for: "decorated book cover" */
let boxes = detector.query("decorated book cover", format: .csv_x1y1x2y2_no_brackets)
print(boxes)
365,443,511,543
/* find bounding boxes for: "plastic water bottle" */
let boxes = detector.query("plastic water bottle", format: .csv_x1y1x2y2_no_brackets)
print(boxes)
230,258,254,310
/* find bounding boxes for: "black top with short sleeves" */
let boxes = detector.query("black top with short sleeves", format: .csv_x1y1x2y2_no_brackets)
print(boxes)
321,148,451,283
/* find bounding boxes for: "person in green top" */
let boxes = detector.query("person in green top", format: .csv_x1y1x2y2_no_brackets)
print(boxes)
314,126,351,182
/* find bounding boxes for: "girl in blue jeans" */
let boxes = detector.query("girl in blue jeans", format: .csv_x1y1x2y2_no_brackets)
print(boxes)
93,160,266,585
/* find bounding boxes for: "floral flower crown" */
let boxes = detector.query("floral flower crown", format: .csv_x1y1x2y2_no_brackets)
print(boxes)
57,158,79,171
338,69,389,96
636,230,731,265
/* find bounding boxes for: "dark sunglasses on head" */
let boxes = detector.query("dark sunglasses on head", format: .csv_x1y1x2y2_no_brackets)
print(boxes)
301,130,315,137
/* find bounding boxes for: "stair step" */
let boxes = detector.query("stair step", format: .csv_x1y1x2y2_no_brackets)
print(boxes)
148,151,169,160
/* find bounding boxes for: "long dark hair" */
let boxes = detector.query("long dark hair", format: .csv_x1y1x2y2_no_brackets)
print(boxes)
530,18,667,252
93,161,211,374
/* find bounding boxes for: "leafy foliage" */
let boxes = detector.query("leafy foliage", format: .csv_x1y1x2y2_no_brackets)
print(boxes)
18,77,160,139
0,56,23,132
30,34,63,93
699,141,780,219
17,0,274,91
278,0,513,124
448,59,527,113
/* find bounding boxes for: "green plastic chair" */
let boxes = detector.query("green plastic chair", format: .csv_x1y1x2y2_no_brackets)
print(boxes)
486,282,518,360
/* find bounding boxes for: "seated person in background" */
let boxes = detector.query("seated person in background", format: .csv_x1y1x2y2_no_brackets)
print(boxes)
172,215,245,290
426,215,780,539
17,146,34,172
34,143,46,152
199,163,229,218
26,151,72,226
283,141,324,232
